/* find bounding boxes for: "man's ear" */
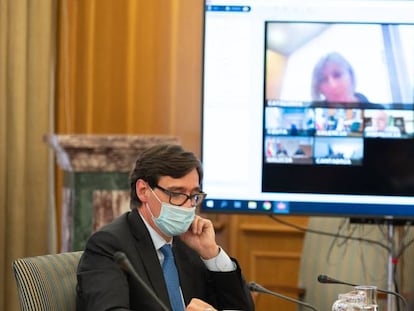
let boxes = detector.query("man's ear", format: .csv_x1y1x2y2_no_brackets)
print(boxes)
136,179,149,203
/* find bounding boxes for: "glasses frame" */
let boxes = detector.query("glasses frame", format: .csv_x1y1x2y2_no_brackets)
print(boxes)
154,184,207,207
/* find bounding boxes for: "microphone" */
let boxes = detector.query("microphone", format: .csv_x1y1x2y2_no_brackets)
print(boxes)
248,281,319,311
114,251,170,311
317,274,356,287
317,274,408,308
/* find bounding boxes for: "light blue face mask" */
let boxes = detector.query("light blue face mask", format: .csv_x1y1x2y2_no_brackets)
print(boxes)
146,189,196,236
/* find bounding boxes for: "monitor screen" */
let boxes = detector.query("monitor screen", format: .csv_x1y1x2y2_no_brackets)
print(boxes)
201,0,414,219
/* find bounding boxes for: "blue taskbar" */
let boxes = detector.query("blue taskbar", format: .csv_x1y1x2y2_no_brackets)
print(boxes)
203,199,290,214
205,5,251,12
201,199,414,218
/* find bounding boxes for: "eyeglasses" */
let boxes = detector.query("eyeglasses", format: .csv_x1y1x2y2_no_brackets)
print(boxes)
154,184,207,207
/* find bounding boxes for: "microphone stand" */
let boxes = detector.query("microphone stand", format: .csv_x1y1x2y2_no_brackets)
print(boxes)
114,252,170,311
386,221,395,311
349,218,408,311
248,282,319,311
317,274,408,310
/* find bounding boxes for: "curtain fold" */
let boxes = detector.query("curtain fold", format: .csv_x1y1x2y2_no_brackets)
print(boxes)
0,0,55,309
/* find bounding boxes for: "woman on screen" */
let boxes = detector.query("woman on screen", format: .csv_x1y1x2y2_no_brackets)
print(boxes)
311,52,377,107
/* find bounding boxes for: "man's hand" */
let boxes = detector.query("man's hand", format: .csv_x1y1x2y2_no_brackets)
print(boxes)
180,215,219,259
185,298,217,311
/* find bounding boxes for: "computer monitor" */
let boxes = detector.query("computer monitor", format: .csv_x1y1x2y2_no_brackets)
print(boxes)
201,0,414,219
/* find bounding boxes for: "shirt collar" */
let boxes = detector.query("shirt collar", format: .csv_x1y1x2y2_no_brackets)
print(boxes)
138,208,171,250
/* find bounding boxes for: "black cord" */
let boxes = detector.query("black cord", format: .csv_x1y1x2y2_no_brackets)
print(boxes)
268,215,390,251
393,263,401,311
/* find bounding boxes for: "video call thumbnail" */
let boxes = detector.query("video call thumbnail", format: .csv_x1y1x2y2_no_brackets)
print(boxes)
264,136,314,164
363,109,414,138
314,108,363,137
265,106,315,136
313,136,363,165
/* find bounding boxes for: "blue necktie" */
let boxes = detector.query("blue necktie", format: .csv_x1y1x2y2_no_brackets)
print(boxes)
160,244,185,311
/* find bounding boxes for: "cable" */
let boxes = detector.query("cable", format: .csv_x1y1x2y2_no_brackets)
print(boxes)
268,215,390,251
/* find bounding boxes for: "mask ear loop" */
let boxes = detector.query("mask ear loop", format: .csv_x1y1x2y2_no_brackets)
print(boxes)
145,202,156,219
149,187,162,204
145,184,163,220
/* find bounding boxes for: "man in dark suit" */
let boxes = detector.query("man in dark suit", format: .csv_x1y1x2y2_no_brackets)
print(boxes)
76,144,255,311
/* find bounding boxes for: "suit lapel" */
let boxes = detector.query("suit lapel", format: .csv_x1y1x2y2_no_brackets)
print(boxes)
126,209,172,308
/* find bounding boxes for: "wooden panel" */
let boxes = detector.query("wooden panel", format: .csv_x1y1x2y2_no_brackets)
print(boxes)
56,0,203,153
229,215,308,311
250,251,302,282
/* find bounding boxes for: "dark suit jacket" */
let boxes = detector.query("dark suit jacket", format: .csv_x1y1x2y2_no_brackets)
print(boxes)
76,208,255,311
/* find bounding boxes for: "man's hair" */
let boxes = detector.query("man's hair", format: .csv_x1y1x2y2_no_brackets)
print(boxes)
129,144,203,208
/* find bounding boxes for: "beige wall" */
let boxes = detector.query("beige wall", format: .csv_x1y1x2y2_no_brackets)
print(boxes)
265,50,287,100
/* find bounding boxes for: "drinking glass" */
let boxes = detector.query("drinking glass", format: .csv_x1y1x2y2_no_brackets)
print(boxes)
332,285,379,311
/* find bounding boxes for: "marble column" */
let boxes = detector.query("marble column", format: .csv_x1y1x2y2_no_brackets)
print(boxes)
45,134,180,252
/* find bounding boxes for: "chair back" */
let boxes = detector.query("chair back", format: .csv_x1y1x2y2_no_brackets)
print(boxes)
12,251,83,311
